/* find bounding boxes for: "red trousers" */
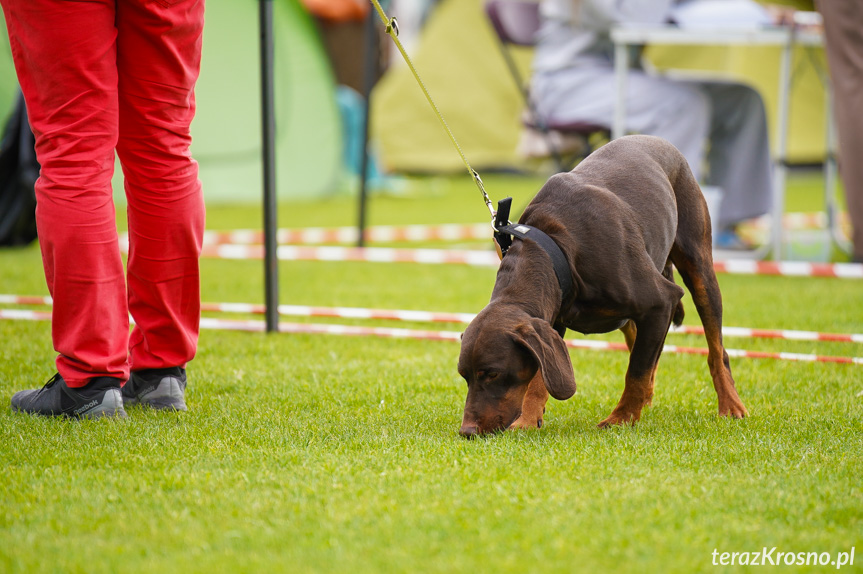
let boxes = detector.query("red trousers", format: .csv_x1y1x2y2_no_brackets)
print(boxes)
1,0,206,387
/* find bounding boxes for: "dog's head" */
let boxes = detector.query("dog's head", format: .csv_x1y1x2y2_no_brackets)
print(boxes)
457,304,576,437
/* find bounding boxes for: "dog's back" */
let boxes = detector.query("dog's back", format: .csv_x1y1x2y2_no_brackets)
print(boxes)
522,135,706,278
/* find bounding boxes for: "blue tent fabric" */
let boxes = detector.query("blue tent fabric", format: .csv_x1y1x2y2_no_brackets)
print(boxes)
336,85,385,187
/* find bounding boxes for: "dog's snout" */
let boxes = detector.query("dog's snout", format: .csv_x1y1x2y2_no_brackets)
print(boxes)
459,424,479,438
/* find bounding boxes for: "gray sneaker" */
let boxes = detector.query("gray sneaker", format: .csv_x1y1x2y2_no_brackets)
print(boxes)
122,367,187,411
11,373,127,419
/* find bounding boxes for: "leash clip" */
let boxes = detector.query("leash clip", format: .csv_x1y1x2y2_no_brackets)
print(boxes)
492,197,514,259
386,17,399,36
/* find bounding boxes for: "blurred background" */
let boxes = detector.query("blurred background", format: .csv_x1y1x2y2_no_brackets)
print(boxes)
0,0,825,204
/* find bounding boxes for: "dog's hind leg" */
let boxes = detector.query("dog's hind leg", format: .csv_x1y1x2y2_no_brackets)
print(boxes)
620,320,656,407
668,164,747,418
671,251,747,418
669,189,748,418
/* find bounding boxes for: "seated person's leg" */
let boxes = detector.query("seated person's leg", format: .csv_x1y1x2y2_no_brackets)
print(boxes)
699,81,773,239
532,67,711,179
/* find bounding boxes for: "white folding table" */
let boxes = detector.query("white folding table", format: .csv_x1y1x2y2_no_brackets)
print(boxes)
609,25,835,260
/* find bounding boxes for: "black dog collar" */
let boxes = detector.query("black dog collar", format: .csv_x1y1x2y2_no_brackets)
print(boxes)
493,197,575,307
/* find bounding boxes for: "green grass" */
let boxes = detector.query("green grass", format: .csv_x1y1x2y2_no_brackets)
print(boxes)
1,173,862,573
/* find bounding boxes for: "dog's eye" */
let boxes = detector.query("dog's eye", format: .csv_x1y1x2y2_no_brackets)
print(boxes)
477,370,499,381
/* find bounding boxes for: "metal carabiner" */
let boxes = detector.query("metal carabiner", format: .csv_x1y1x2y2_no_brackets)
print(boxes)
386,17,399,37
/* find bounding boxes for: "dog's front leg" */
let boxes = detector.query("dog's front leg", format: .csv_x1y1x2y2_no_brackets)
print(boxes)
600,302,678,428
620,320,658,407
510,370,549,430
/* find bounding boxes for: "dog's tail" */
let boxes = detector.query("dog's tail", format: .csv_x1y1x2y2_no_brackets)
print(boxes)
663,263,685,327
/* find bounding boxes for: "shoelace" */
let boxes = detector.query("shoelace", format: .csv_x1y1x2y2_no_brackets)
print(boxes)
42,372,62,389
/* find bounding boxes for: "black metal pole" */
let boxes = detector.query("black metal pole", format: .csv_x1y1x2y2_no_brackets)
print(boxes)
356,7,378,248
260,0,279,332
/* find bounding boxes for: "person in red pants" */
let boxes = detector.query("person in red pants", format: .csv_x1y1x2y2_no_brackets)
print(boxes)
4,0,206,418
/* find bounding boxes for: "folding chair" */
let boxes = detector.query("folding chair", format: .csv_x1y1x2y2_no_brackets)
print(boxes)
484,0,609,172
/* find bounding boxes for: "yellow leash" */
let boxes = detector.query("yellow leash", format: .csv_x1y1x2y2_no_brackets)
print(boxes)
368,0,498,222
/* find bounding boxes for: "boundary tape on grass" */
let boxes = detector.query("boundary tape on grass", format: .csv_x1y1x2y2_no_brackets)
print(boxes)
117,223,492,251
194,243,863,279
669,324,863,344
119,214,847,248
2,308,860,366
202,244,501,267
711,260,863,279
2,295,861,344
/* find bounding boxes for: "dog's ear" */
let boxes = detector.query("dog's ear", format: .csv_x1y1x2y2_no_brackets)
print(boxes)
514,319,576,400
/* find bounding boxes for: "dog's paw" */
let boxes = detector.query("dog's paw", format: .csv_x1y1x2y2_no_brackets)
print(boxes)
718,400,748,419
597,411,640,428
509,416,544,430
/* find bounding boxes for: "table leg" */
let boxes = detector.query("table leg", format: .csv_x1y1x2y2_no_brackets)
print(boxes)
613,41,629,140
771,34,793,260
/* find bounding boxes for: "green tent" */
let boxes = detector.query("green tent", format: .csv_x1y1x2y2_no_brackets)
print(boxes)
370,0,829,173
193,0,341,201
0,0,342,203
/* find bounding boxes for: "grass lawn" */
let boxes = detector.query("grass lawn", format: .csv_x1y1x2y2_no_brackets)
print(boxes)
1,172,861,573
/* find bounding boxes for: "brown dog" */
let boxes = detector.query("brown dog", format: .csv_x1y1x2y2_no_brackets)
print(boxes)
457,135,748,436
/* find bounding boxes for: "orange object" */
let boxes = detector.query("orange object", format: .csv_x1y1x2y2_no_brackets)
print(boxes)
301,0,369,22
